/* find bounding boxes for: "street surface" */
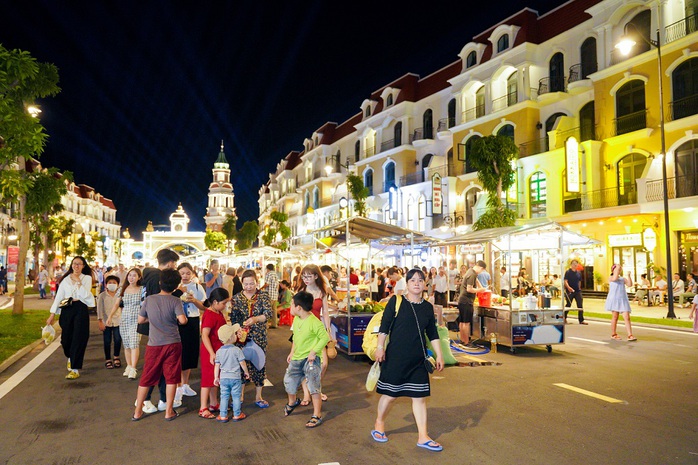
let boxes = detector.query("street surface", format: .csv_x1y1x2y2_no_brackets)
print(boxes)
0,295,696,465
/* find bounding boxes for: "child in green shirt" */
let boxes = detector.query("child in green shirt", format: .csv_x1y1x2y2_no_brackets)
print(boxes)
282,291,329,428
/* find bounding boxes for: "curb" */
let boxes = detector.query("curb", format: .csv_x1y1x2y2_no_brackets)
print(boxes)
0,339,45,375
584,317,694,333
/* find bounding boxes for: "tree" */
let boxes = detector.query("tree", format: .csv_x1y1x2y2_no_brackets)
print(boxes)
262,211,291,251
204,229,227,253
236,221,259,251
346,173,369,217
27,168,71,270
74,234,97,263
0,45,61,314
221,213,237,253
468,135,519,231
49,215,76,263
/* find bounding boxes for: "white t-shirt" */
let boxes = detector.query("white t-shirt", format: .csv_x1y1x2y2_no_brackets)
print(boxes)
182,281,205,317
447,268,459,291
434,274,448,293
393,277,407,294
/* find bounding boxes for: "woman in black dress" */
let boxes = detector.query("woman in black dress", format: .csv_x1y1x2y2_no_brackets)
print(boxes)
371,268,445,452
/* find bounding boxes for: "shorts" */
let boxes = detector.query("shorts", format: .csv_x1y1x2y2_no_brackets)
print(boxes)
139,343,182,387
284,358,322,395
457,300,474,324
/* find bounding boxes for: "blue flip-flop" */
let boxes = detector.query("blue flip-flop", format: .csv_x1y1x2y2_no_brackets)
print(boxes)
417,440,443,452
371,430,388,443
254,400,270,408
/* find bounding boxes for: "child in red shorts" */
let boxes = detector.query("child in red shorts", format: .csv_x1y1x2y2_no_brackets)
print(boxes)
132,269,188,421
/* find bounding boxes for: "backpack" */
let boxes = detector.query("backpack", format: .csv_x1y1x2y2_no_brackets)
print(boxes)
362,294,401,361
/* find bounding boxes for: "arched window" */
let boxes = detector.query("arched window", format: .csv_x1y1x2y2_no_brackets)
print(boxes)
625,10,652,57
497,124,515,141
507,72,517,106
529,172,547,217
617,153,645,205
422,154,433,183
312,187,320,210
386,94,393,106
464,135,481,174
304,191,310,211
384,161,396,192
354,140,360,163
615,80,646,135
466,50,477,68
423,109,433,139
394,121,403,146
418,195,426,231
365,106,371,117
549,52,565,92
364,169,374,196
475,86,485,118
383,204,392,225
580,37,597,79
579,102,595,141
464,188,481,224
674,140,698,197
497,35,509,53
407,197,415,229
545,112,566,150
447,99,456,128
671,58,698,120
335,150,341,172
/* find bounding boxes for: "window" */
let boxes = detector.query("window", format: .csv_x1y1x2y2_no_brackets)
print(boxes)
306,165,312,183
422,154,433,182
617,153,645,205
394,122,402,146
464,135,481,174
335,151,341,172
579,101,595,141
580,37,597,79
447,99,456,128
312,187,320,210
625,11,652,57
497,124,515,141
418,196,426,231
475,86,485,118
354,140,360,163
529,172,547,218
407,197,415,229
464,188,481,224
304,191,310,211
384,161,396,191
466,50,477,68
497,34,509,53
364,169,374,196
386,94,393,106
674,140,698,198
365,106,371,117
507,72,517,106
545,112,566,150
671,58,698,120
615,80,646,135
423,110,433,139
549,52,565,92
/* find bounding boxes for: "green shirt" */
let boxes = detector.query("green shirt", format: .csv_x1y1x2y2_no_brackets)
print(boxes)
278,289,292,308
291,313,330,361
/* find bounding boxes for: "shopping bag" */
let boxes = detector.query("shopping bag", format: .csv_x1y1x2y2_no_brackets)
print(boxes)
365,361,381,392
41,324,56,345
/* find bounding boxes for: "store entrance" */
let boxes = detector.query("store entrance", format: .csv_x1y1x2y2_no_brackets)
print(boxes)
611,246,649,283
678,231,698,279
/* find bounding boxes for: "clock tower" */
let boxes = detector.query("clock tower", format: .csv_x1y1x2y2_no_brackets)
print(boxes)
204,140,235,231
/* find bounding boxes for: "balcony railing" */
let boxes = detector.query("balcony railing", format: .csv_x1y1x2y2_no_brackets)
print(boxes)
614,109,647,136
669,94,698,121
665,13,697,43
426,163,449,179
363,145,376,159
399,170,425,187
381,138,397,152
519,137,547,157
413,127,434,142
581,185,637,210
646,175,698,201
538,76,566,95
563,197,582,213
492,90,517,111
462,104,485,123
437,117,455,132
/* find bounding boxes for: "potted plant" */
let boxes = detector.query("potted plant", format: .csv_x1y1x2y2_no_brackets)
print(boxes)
593,271,604,291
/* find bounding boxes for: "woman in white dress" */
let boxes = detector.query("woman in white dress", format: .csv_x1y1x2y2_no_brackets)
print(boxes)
605,264,636,341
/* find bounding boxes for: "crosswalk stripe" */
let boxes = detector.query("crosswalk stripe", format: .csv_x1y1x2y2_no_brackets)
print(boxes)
553,383,626,404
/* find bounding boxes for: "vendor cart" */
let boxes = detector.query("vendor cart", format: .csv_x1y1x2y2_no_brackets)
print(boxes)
440,220,599,353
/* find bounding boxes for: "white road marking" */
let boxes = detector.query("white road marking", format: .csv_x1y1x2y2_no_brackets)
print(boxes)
553,383,626,404
0,336,62,401
567,337,609,345
634,326,698,336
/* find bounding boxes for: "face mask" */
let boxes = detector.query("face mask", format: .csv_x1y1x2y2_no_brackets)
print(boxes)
107,283,118,292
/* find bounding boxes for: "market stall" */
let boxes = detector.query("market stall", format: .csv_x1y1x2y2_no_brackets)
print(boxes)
439,220,599,353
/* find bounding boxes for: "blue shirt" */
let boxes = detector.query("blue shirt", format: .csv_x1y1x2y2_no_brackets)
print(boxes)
564,268,582,292
215,344,246,380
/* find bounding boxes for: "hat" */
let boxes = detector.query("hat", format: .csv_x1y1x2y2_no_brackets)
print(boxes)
218,323,241,344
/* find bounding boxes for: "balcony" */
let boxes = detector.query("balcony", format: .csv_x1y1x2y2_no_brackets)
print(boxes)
462,104,485,123
538,76,566,95
413,127,434,142
519,137,547,157
437,117,455,132
399,170,425,187
614,109,647,136
665,13,697,43
363,145,376,159
669,94,698,121
380,134,413,153
581,185,637,210
563,197,582,213
646,175,698,201
492,90,517,112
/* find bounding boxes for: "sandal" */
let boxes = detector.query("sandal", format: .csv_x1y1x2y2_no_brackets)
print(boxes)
611,334,622,340
627,335,637,341
321,393,328,402
300,399,311,407
208,404,220,413
254,400,269,409
198,408,216,419
105,360,114,369
305,415,323,428
284,399,301,416
113,357,121,368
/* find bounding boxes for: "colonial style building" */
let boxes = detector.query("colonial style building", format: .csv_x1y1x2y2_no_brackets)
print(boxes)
259,0,698,283
205,141,236,231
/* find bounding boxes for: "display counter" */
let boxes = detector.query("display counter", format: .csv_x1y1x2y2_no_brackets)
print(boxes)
330,311,374,356
473,305,565,353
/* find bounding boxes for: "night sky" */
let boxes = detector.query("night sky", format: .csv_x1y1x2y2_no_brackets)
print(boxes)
2,0,567,238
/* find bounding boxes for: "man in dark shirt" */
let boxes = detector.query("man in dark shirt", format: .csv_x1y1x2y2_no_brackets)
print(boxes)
564,260,586,324
457,260,486,347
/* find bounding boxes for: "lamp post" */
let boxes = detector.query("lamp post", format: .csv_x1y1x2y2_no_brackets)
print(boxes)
439,211,466,234
616,25,675,318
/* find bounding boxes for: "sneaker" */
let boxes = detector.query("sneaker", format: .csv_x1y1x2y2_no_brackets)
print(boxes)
123,366,130,377
175,387,183,403
142,400,158,414
174,398,182,408
158,400,167,411
65,370,80,380
181,384,197,397
128,367,137,379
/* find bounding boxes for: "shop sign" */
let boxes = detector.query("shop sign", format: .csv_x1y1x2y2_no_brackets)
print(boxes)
432,173,442,214
642,228,657,251
459,244,484,254
8,246,18,274
683,232,698,242
565,137,580,193
608,233,642,247
403,248,424,256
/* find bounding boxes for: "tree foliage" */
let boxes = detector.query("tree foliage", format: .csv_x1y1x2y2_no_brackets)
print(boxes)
469,135,519,231
346,173,369,217
204,229,227,253
221,213,237,253
74,234,97,262
236,221,259,251
262,211,291,251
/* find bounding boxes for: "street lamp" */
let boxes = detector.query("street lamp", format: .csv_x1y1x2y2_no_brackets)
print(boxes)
616,24,675,318
440,212,465,233
324,154,351,176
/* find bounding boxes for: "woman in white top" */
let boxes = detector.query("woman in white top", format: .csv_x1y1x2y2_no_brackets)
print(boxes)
175,262,207,402
46,256,96,380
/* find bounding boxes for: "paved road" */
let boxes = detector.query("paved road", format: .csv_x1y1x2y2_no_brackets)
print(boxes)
0,295,696,465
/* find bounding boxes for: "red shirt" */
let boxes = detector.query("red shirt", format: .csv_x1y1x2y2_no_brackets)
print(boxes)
349,273,359,285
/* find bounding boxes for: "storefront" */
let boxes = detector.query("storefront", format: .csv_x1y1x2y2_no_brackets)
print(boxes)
607,231,654,282
678,230,698,278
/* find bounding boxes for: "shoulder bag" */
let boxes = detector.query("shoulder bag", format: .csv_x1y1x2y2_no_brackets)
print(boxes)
407,300,436,374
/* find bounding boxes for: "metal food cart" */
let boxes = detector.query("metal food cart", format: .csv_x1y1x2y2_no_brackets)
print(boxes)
440,220,599,353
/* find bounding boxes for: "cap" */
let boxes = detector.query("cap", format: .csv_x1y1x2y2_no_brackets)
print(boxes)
218,323,241,344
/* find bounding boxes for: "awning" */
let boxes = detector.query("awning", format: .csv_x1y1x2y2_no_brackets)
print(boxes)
314,217,436,244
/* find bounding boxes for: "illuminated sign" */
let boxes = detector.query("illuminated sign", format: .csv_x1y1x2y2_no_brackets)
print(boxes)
642,228,657,251
432,172,442,215
565,137,580,193
608,233,642,247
